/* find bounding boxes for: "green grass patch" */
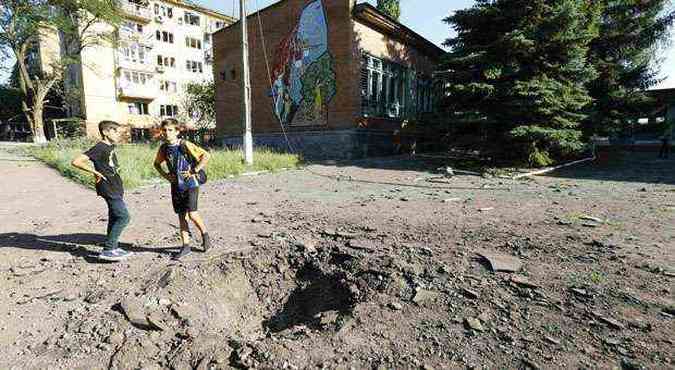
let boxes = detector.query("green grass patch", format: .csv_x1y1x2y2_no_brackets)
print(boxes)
26,139,301,190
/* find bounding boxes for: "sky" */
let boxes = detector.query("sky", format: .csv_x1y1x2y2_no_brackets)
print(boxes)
1,0,673,88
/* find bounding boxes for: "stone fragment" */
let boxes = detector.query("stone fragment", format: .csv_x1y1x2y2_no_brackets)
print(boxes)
462,288,479,299
464,317,485,332
477,251,523,273
388,302,403,311
348,238,379,252
412,289,440,305
510,275,540,289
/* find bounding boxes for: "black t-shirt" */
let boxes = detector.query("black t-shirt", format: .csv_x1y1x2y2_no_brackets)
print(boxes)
84,142,124,199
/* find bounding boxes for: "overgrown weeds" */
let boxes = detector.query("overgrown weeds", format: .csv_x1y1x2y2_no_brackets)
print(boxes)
26,139,301,189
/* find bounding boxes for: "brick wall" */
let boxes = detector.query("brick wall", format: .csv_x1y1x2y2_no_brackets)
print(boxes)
213,0,441,158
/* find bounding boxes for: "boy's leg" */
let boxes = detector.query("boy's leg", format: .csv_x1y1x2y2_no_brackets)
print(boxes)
106,200,114,238
174,212,192,259
185,188,211,251
178,212,191,245
106,198,130,249
100,198,132,260
187,212,207,237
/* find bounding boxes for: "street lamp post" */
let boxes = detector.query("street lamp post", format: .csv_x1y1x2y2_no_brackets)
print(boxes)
240,0,253,165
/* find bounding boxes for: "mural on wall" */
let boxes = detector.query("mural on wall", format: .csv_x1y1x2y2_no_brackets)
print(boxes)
271,0,336,126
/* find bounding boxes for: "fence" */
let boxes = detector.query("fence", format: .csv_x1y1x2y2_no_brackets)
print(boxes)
130,127,218,147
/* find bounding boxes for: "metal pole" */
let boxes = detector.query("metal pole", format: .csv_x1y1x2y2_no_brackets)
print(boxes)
241,0,253,165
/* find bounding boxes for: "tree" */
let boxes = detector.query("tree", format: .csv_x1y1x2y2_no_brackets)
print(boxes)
0,0,120,143
0,85,24,122
377,0,400,21
179,81,216,131
441,0,600,165
586,1,675,136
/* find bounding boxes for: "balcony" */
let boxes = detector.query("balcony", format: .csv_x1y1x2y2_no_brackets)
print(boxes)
118,28,154,45
117,84,157,100
116,57,155,73
120,1,151,22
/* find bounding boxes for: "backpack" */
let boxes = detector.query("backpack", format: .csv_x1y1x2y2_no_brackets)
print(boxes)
160,140,207,185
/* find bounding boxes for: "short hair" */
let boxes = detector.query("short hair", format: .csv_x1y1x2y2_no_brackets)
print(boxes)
98,120,120,137
160,118,180,129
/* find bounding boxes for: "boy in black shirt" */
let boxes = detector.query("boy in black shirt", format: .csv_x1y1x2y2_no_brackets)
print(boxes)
71,121,133,261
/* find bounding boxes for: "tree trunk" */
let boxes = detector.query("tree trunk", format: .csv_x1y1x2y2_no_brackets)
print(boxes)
32,106,47,144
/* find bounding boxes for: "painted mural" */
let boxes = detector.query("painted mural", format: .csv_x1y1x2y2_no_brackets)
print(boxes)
271,0,336,126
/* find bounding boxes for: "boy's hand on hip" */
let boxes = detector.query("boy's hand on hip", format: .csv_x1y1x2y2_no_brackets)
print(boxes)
94,171,108,183
180,170,194,180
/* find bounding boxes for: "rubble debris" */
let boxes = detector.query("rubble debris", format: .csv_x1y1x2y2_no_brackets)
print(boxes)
464,317,485,332
119,298,162,331
477,252,523,273
510,275,540,289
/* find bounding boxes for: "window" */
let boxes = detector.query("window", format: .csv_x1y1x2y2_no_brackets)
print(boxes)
361,54,422,119
158,31,173,44
185,37,202,49
159,80,177,93
185,60,203,73
204,33,211,43
124,71,152,85
121,44,150,64
160,104,179,117
157,55,175,67
184,12,200,26
154,4,172,17
122,21,143,34
128,102,149,115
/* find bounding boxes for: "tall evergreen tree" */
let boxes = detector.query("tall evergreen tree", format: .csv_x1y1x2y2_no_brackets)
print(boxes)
377,0,400,21
586,1,675,136
441,0,600,165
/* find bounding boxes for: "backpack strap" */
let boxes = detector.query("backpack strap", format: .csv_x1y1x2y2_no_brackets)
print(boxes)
179,140,198,168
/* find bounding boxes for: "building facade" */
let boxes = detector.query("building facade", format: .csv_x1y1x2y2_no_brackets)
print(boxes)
213,0,444,159
38,0,234,138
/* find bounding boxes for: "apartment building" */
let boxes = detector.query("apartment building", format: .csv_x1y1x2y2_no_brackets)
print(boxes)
46,0,235,137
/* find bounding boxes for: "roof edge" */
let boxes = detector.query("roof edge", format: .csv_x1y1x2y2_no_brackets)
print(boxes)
352,3,445,59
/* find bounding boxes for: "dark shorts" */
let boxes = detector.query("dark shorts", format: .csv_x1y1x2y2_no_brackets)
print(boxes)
171,186,199,214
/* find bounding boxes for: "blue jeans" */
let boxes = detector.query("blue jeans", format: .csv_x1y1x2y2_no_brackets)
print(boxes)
104,198,130,250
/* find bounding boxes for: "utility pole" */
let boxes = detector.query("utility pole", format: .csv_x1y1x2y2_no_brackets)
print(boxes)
240,0,253,165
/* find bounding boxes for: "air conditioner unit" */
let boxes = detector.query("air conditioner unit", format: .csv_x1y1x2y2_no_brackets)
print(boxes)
155,15,163,23
177,18,183,25
156,65,165,73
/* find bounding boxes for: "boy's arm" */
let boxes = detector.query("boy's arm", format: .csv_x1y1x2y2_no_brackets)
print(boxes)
154,150,176,182
71,154,107,181
193,150,210,174
187,142,210,173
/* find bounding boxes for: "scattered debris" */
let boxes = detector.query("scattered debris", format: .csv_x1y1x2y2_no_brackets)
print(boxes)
510,275,540,289
477,251,523,273
464,317,485,332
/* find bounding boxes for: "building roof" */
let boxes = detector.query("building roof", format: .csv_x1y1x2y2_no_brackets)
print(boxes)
164,0,237,22
352,3,445,59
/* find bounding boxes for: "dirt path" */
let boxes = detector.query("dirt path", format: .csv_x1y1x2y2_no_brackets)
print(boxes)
1,150,673,369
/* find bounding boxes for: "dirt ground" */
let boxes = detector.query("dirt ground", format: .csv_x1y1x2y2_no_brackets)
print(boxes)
0,147,673,370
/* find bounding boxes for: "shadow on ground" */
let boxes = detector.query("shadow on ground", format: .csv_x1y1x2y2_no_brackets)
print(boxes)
0,233,175,263
546,152,675,185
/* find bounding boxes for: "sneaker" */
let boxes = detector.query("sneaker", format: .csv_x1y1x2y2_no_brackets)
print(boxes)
99,248,133,262
202,233,212,252
173,244,192,260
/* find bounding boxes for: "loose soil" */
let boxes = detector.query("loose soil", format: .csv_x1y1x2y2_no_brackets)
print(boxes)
1,148,673,370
